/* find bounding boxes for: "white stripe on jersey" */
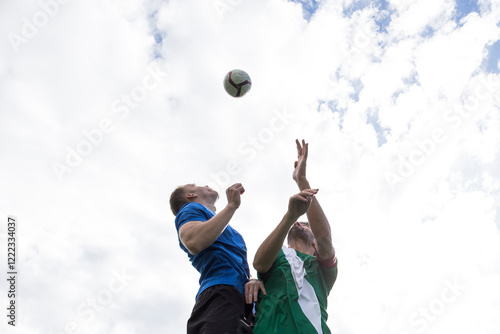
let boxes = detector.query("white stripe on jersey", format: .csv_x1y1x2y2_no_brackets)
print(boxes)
282,246,323,334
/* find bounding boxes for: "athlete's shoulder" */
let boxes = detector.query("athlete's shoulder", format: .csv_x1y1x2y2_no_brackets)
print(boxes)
175,203,214,230
177,202,216,218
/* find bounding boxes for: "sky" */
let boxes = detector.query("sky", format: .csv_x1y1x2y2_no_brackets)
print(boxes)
1,0,500,333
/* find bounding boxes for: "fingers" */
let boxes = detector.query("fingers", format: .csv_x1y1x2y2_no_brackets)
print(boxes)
295,195,310,202
226,183,244,208
245,281,252,304
227,183,245,194
295,139,309,158
259,281,267,296
253,285,259,303
299,189,318,197
295,189,318,202
245,279,266,304
234,183,245,193
296,139,303,157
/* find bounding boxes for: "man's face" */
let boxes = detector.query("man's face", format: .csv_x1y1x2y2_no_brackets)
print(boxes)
186,184,219,202
288,221,315,244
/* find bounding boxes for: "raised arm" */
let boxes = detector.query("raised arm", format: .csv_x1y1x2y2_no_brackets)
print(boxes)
253,189,318,273
293,139,334,260
179,183,244,255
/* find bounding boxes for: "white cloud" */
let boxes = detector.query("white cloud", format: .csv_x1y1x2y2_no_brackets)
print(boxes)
389,0,455,37
1,0,500,333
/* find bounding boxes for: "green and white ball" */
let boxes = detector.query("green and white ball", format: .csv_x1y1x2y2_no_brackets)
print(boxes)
223,69,252,98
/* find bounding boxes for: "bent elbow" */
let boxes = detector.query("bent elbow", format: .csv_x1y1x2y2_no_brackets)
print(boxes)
188,248,199,256
186,243,206,256
183,239,205,256
315,237,334,259
253,260,270,274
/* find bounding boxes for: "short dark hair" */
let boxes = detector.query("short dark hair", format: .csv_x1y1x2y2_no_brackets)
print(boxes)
170,185,189,216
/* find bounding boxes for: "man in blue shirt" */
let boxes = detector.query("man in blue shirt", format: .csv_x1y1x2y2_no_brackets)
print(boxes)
170,182,265,334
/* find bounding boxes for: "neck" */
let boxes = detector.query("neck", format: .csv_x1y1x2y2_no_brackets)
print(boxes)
288,239,315,256
194,199,216,213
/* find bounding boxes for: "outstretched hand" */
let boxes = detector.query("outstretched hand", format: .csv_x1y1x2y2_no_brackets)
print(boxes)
293,139,308,184
245,278,267,304
288,189,318,219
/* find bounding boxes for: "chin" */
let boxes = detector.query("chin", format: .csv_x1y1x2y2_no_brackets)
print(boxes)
289,227,314,244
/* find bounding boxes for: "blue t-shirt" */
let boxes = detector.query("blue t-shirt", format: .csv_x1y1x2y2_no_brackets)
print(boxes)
175,202,250,299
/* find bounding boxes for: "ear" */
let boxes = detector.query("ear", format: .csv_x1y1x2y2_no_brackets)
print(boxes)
186,193,197,200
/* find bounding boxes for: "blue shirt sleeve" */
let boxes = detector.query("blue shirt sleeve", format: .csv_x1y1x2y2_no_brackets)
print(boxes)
175,203,213,231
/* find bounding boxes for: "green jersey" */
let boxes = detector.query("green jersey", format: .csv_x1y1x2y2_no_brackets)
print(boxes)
254,246,338,334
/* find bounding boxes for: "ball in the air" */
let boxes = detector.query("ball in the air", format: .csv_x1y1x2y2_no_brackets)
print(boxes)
223,69,252,98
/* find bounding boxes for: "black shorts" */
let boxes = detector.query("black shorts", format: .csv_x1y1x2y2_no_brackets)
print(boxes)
187,285,254,334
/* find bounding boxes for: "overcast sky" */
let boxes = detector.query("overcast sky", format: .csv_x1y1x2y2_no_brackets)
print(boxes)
1,0,500,333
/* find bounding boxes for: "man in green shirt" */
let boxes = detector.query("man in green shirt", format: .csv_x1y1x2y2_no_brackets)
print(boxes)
253,140,338,334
